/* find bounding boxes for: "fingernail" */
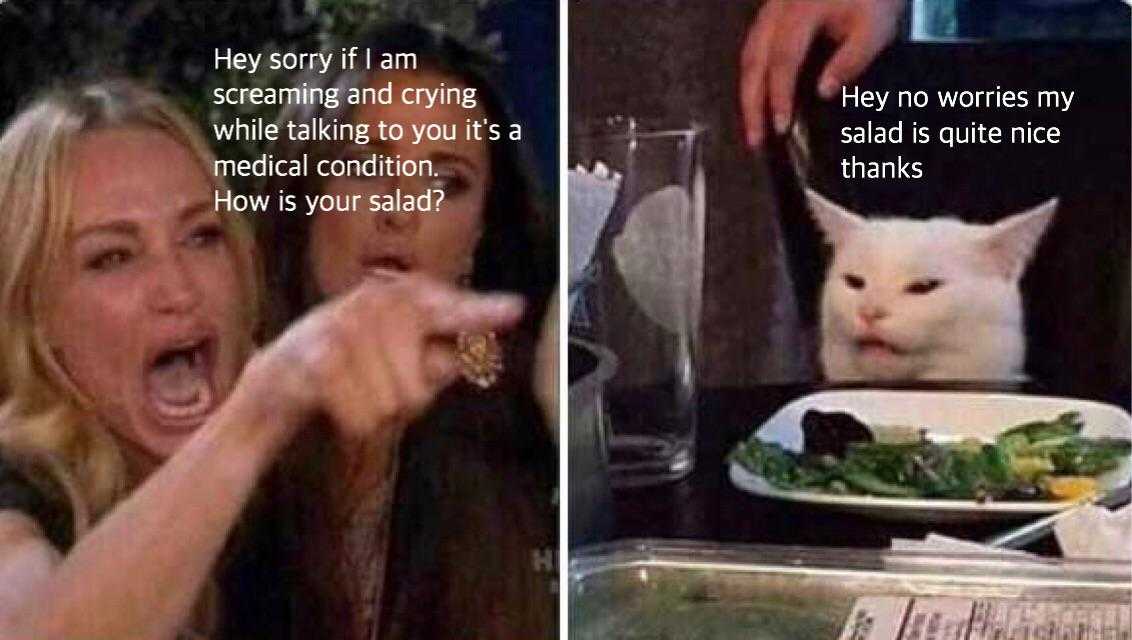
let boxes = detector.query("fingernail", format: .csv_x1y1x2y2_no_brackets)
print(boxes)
487,294,524,315
747,129,762,148
366,268,401,282
818,76,839,100
773,113,790,135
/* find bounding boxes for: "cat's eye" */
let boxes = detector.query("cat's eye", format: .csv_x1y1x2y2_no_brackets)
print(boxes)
842,274,865,290
905,278,943,295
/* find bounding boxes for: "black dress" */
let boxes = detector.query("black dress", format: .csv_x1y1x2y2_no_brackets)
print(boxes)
0,454,73,551
0,450,290,640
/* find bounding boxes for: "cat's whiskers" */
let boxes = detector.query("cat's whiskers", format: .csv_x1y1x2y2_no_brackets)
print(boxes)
808,188,1056,382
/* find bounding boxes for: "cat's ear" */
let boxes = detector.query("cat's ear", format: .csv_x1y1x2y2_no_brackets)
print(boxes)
806,188,865,247
980,198,1057,280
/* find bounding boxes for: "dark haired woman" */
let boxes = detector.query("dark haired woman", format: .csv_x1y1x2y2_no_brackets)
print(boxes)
260,22,558,640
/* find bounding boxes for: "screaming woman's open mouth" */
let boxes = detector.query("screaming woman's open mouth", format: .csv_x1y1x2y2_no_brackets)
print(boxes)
144,336,217,428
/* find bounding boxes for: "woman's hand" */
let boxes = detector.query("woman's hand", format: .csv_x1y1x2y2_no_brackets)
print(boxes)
533,289,559,441
241,271,524,443
740,0,905,147
0,273,522,640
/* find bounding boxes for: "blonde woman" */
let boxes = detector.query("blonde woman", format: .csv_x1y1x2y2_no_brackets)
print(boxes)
0,79,523,639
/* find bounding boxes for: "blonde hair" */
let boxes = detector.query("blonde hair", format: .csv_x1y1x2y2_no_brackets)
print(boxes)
0,79,260,538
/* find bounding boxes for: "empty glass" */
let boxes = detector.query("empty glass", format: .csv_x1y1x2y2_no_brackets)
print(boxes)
568,116,705,487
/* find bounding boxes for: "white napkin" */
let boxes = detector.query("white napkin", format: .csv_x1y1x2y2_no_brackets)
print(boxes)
1054,503,1131,561
890,503,1131,562
567,163,620,315
890,533,1034,557
884,533,1036,576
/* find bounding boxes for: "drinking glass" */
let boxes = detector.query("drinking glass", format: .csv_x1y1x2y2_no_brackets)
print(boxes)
569,116,705,487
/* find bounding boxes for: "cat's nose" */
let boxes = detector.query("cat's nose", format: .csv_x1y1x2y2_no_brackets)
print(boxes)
858,306,889,325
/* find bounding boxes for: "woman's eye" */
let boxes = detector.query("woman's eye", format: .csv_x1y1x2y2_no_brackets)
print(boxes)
842,274,866,290
185,224,225,249
428,173,469,196
905,278,943,295
86,249,132,271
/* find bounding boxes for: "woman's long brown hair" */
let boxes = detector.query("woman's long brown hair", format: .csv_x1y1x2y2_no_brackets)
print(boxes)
256,22,557,640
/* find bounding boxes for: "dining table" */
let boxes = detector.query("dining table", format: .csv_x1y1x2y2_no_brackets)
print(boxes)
603,381,1131,556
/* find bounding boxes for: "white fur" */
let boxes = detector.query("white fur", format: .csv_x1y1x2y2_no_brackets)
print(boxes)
807,189,1056,381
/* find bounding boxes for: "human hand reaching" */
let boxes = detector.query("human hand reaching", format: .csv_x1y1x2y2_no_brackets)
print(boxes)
533,289,559,441
740,0,905,147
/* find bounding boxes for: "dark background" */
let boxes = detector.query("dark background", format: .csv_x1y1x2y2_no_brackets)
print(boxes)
0,0,558,199
569,0,1131,399
483,0,558,197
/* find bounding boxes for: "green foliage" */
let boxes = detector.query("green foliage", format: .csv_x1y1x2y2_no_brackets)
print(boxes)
731,413,1130,501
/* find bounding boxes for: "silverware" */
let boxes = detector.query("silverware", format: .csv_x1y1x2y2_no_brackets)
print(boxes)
984,484,1131,549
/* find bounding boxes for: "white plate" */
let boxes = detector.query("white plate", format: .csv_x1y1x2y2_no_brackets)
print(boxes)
727,390,1132,523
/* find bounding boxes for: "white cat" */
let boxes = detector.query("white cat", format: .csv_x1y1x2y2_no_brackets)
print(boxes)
808,189,1056,381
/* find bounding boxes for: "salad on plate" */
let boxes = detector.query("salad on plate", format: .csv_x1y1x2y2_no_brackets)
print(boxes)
729,410,1131,502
